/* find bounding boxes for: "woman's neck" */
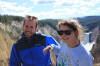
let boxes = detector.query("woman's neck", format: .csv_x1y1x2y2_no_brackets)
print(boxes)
67,40,80,48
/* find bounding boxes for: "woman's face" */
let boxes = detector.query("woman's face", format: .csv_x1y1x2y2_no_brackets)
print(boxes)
58,25,78,45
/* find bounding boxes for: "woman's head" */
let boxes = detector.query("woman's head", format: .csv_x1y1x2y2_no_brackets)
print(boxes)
57,19,84,43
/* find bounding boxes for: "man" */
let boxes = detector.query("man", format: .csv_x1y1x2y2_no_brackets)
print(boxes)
9,15,59,66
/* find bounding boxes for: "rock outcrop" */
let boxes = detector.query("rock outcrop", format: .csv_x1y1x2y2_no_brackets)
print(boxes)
91,30,100,63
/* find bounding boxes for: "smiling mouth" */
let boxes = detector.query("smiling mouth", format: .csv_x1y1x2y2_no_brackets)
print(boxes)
25,31,31,34
26,32,31,34
62,37,69,40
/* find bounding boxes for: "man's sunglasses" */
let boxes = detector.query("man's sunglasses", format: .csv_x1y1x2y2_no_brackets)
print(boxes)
25,15,38,22
57,30,73,35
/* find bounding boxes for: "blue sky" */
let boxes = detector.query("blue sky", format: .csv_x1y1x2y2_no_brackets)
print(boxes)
0,0,100,19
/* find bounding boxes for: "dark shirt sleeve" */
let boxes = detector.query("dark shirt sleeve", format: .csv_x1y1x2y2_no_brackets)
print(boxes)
9,44,21,66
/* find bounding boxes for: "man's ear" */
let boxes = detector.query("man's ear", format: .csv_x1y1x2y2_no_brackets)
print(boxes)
36,26,39,31
22,24,24,29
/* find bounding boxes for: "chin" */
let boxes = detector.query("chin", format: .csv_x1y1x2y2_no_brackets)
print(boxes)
26,35,31,38
62,40,66,43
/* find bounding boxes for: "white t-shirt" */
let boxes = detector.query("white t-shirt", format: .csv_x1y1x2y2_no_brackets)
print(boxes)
51,41,93,66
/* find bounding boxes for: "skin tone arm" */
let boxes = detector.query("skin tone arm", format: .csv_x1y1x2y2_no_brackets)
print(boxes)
43,45,57,66
43,45,53,55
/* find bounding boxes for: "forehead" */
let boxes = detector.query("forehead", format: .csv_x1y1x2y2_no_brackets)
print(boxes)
24,20,36,26
59,25,71,30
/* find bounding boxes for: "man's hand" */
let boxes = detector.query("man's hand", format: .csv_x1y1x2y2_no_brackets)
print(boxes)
43,45,52,55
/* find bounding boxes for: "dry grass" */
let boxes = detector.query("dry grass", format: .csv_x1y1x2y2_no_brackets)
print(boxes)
0,31,15,66
94,63,100,66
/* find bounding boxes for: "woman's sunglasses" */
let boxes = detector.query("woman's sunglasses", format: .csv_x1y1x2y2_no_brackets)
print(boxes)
57,30,73,35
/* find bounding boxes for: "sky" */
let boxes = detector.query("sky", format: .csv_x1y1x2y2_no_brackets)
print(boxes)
0,0,100,19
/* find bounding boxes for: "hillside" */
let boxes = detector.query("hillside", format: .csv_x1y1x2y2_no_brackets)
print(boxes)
77,16,100,31
0,30,15,66
91,27,100,64
39,16,100,32
0,21,21,66
0,15,100,32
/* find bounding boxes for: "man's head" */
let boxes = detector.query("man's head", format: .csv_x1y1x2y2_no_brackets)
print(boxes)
23,15,38,38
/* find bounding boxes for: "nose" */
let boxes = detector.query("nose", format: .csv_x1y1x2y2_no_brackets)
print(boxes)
61,33,66,37
26,27,32,31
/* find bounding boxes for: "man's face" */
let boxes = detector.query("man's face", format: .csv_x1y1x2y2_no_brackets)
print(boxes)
23,20,37,38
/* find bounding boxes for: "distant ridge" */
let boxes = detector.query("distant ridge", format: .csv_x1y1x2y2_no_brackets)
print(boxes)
0,15,100,31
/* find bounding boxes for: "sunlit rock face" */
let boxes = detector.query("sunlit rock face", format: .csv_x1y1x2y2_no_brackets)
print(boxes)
90,27,100,42
90,26,100,63
91,35,100,63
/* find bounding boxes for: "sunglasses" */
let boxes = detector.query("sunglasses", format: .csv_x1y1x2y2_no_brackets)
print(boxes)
25,15,38,22
57,30,73,35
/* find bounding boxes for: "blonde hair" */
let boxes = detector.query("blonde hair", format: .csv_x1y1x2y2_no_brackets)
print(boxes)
58,19,84,41
24,15,38,27
25,15,38,23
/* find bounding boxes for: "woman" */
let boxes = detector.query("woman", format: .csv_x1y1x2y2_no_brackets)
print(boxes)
43,19,93,66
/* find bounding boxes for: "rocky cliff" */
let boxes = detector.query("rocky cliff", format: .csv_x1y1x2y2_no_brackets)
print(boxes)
91,27,100,64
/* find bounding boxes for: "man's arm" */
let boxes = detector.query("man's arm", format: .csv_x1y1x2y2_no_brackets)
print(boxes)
9,44,21,66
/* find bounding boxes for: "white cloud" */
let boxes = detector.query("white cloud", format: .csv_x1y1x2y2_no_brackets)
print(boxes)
36,6,96,19
96,7,100,10
22,6,94,19
29,0,55,6
0,0,100,19
29,0,39,5
0,1,33,16
53,0,100,7
29,8,79,19
22,9,67,19
28,0,100,8
90,7,100,15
